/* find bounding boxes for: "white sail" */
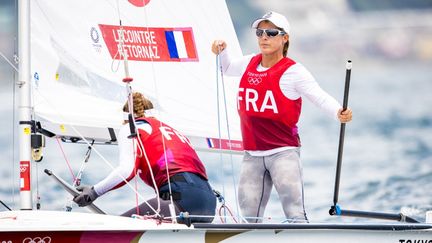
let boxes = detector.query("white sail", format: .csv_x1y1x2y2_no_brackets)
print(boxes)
31,0,243,143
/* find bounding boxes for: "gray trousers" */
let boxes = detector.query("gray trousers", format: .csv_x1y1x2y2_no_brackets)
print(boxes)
238,148,308,223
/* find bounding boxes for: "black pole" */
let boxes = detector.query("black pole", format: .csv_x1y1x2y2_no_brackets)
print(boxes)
0,200,11,211
127,113,137,138
339,209,419,223
44,169,106,214
327,63,420,223
331,60,352,210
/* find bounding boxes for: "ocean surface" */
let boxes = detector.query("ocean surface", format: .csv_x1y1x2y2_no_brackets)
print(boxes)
0,60,431,224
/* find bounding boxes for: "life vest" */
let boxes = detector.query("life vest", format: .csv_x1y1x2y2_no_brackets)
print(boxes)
237,54,302,150
135,117,207,188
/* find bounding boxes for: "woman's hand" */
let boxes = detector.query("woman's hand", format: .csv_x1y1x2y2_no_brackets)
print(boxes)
211,40,227,54
338,108,353,123
73,185,99,207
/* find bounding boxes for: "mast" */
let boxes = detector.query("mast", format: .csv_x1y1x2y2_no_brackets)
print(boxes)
18,0,32,210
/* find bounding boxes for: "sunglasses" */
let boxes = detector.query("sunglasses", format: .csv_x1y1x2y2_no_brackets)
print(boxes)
256,28,286,38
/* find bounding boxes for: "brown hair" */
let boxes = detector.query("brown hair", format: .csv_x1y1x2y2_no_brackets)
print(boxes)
276,26,289,57
283,40,289,57
123,92,154,118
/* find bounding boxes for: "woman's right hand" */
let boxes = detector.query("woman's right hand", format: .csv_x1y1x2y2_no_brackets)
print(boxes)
211,40,227,54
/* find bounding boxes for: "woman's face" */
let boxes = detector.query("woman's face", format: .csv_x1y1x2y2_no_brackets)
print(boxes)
256,21,288,57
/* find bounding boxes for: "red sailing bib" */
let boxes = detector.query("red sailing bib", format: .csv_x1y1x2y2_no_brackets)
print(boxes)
135,117,207,188
238,54,302,150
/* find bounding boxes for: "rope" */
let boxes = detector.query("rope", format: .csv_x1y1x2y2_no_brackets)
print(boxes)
35,163,41,210
32,88,161,216
55,137,77,182
110,0,122,73
0,50,19,73
216,48,241,221
73,141,94,187
135,131,161,213
132,138,140,215
1,42,19,210
114,0,162,216
136,3,176,221
218,205,238,223
215,54,227,219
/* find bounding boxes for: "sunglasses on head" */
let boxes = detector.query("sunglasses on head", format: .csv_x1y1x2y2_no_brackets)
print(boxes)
256,28,286,38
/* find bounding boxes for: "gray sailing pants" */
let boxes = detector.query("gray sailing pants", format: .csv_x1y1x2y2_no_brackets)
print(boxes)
238,148,308,223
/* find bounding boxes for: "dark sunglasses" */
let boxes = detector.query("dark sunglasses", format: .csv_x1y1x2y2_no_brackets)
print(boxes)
256,28,286,38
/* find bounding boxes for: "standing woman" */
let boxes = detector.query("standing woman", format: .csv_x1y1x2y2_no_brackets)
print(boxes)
74,92,216,223
211,11,352,223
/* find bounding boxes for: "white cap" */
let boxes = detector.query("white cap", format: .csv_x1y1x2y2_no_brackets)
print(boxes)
251,11,290,35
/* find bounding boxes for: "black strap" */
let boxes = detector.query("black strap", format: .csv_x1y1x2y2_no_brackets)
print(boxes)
160,191,181,200
170,173,187,182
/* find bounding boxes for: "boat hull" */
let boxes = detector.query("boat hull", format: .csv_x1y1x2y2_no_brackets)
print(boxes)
1,211,432,243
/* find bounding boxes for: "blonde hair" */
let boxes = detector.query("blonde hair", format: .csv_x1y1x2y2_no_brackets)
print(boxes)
123,92,154,118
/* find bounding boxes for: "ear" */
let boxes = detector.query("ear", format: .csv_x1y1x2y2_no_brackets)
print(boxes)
283,34,289,44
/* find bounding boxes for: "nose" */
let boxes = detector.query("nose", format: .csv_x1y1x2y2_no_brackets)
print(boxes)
260,33,269,40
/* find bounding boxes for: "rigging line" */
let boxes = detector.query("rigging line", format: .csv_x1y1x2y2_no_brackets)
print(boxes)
55,138,76,183
138,3,175,219
33,89,161,217
216,49,241,221
11,67,17,209
135,132,161,212
215,53,227,219
132,139,140,215
73,141,94,187
35,162,41,210
110,0,122,73
11,0,18,208
0,50,19,73
114,2,162,216
64,141,94,212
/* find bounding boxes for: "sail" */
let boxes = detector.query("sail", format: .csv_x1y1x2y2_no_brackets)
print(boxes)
30,0,243,144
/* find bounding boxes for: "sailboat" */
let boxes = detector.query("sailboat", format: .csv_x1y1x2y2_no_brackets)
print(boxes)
1,0,432,242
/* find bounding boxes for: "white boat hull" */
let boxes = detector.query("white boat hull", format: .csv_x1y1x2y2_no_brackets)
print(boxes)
1,210,431,243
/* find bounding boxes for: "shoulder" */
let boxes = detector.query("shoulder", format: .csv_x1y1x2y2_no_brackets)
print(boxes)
282,62,315,82
135,118,150,126
135,119,153,135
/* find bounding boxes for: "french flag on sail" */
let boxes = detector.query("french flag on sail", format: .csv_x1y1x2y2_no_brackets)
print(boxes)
165,28,198,61
206,137,244,151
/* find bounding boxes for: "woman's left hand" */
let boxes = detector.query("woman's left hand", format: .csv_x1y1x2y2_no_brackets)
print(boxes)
338,108,353,123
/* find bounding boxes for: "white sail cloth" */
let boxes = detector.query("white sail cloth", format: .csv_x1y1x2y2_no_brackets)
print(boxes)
31,0,242,142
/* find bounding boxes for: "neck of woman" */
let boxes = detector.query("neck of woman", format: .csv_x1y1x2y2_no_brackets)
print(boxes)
261,52,284,68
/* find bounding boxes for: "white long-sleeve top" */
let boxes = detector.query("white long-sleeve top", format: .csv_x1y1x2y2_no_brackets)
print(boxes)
93,122,153,196
219,50,341,156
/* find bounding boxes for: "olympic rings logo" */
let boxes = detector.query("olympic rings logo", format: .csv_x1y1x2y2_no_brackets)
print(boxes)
20,166,28,173
248,77,262,85
22,236,51,243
